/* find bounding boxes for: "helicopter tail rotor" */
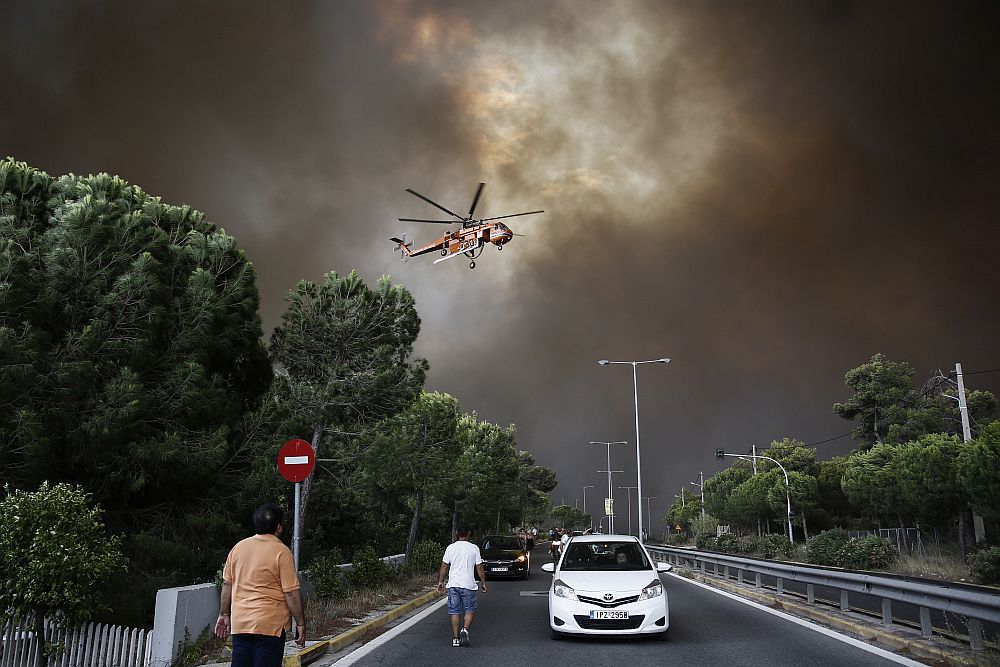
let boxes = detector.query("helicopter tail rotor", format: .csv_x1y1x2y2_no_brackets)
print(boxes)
390,233,412,262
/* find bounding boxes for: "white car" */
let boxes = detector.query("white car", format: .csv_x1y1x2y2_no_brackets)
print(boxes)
541,534,671,640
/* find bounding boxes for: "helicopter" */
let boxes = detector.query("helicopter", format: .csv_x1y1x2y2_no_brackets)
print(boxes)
390,183,543,269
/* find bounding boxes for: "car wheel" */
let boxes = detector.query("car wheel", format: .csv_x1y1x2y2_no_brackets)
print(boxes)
550,628,564,641
522,570,529,580
655,629,669,642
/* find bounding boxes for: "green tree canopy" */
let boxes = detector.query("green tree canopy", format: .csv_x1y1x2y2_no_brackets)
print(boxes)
364,391,461,562
0,482,124,667
269,270,428,539
834,353,915,448
958,421,1000,521
0,159,270,621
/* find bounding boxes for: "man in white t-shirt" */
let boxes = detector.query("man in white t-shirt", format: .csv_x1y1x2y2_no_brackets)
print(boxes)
437,524,488,647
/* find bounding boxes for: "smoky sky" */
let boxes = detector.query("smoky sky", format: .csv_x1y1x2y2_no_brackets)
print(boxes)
3,0,999,527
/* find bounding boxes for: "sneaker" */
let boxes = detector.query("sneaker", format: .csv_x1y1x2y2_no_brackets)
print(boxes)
452,638,460,647
459,627,470,647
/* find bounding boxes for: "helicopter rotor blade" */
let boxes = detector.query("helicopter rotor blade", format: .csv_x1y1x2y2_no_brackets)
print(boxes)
405,188,464,221
511,232,526,237
480,210,544,222
467,182,485,219
398,218,458,224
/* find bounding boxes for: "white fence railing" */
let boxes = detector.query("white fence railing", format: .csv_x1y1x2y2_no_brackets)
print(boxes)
1,616,150,667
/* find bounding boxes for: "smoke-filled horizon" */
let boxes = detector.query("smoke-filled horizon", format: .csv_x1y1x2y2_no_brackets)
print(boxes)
3,1,999,527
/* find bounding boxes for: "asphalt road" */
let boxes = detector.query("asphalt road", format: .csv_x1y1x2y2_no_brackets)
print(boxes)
331,547,920,667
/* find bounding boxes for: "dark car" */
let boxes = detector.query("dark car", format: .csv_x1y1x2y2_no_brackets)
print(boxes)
480,535,530,579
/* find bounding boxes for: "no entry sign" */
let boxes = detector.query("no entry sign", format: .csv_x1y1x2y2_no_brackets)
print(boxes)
277,438,315,482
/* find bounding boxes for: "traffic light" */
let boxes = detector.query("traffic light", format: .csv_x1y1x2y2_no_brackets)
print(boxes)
715,448,725,460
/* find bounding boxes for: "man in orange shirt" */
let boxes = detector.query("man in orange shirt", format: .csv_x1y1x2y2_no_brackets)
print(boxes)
215,504,306,667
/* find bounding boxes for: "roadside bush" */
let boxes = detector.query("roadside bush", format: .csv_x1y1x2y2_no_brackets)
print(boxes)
346,546,393,589
309,548,347,600
758,534,793,559
716,532,739,554
839,536,899,570
735,535,758,554
408,540,444,575
970,546,1000,585
696,534,719,551
662,533,689,546
806,529,850,566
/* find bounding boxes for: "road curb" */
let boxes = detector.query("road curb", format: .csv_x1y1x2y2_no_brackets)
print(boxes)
678,570,993,667
282,588,443,667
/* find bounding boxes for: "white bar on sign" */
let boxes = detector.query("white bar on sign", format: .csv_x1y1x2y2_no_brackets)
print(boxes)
284,456,309,465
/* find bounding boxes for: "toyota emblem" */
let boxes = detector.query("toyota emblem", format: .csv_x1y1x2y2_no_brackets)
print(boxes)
603,593,614,602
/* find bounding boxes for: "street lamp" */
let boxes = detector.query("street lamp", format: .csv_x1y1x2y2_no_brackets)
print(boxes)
620,485,639,536
598,357,671,544
642,496,658,540
719,451,795,543
591,441,627,533
690,471,705,519
583,485,595,529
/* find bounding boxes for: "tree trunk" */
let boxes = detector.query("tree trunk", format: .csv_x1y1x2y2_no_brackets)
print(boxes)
801,512,810,541
405,489,423,563
896,512,911,555
451,504,459,542
34,608,47,667
958,509,968,564
298,422,324,544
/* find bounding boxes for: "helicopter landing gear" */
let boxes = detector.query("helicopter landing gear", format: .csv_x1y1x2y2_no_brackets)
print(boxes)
441,249,448,256
469,260,476,269
497,244,503,251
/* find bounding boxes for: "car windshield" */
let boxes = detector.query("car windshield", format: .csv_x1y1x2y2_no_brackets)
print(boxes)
482,537,522,551
560,541,650,571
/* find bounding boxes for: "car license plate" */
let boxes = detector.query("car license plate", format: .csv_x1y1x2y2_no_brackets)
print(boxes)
589,610,629,620
493,567,508,572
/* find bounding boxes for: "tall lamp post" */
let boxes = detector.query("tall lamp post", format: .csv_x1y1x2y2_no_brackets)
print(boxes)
591,441,627,533
717,450,794,543
598,357,671,544
582,485,595,530
642,496,658,540
620,485,639,536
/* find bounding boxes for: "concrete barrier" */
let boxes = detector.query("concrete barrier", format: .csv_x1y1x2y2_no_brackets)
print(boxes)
149,583,219,667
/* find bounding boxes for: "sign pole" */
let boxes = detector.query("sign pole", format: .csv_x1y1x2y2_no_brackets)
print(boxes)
293,481,301,572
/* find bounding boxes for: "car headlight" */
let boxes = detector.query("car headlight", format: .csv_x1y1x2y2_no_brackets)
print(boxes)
553,579,578,601
516,554,527,562
639,579,663,600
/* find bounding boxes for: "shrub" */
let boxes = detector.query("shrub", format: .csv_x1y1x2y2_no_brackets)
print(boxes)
346,546,393,589
696,534,719,551
735,535,758,554
758,534,793,559
662,533,689,546
309,548,347,600
970,546,1000,585
839,536,899,570
806,529,850,566
408,540,445,575
716,532,739,554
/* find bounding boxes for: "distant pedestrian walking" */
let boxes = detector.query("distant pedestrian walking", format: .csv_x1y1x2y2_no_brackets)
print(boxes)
216,503,306,667
437,524,488,647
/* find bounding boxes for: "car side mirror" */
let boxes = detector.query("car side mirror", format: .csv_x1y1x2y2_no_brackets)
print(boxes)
656,562,672,572
541,563,555,573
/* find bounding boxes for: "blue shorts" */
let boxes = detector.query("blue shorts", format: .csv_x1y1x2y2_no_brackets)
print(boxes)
447,587,478,615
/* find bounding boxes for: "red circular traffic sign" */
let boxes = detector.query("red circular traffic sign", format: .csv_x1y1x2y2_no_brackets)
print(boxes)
277,439,315,482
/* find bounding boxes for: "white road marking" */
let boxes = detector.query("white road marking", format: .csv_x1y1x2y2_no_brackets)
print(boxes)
284,456,309,465
332,597,448,666
666,572,926,666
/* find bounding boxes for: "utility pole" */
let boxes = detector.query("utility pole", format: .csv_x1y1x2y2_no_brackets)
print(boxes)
956,363,985,544
591,441,627,533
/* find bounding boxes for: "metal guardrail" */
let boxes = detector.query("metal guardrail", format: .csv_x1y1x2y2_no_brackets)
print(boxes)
646,544,1000,651
335,553,406,572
